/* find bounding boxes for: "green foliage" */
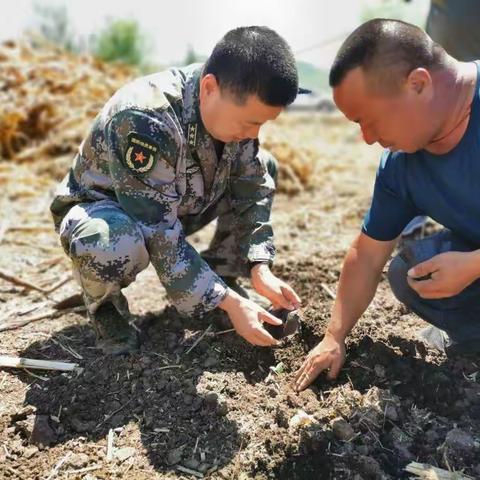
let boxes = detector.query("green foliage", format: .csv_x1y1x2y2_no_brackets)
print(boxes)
184,44,199,65
361,0,427,27
92,19,150,67
297,61,330,93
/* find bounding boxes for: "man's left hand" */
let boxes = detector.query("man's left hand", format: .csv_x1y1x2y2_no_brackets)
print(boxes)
251,263,301,310
407,250,480,299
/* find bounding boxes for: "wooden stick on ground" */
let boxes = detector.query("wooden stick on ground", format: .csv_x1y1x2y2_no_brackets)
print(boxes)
320,282,336,300
8,225,52,232
156,365,182,371
23,368,49,381
44,275,73,294
106,429,115,462
49,337,83,360
95,399,134,431
0,219,9,245
65,464,102,475
35,255,65,269
8,240,61,253
0,356,79,372
177,466,204,478
404,461,473,480
45,452,72,480
0,268,49,294
215,328,235,335
184,324,213,355
0,306,86,332
53,293,84,310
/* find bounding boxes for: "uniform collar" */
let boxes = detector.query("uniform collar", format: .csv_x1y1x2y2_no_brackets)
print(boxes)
181,64,240,159
182,64,203,133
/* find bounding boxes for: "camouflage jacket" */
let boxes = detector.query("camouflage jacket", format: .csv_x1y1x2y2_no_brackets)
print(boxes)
50,64,276,316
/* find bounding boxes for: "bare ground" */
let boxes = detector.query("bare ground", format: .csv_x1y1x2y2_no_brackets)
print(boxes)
1,113,479,479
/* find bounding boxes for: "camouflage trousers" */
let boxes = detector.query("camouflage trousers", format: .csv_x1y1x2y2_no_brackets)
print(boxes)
58,150,277,315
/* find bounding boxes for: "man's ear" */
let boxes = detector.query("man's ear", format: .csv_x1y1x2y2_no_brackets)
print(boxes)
200,73,220,98
406,67,432,95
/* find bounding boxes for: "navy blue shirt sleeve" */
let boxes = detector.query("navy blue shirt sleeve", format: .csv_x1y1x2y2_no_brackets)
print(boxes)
362,150,419,241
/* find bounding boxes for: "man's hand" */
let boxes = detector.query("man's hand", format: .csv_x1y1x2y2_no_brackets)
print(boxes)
251,263,301,310
219,289,283,346
294,332,346,391
407,250,480,299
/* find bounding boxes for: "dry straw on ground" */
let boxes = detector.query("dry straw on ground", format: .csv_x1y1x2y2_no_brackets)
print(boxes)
0,38,134,178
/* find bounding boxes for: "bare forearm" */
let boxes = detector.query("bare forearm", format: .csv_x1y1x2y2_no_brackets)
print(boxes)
295,234,396,390
326,246,384,341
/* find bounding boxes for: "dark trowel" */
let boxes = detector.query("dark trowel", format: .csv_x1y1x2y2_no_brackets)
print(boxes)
264,308,301,340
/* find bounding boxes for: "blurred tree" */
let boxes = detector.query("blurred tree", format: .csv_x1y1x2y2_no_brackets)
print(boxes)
92,19,151,67
361,0,427,27
31,2,79,52
184,44,199,65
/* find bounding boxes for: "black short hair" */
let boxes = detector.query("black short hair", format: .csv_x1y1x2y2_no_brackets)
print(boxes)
329,19,446,91
203,26,298,106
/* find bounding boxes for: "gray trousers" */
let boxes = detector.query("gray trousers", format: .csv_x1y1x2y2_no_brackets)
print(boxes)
388,229,480,345
426,0,480,62
58,151,277,314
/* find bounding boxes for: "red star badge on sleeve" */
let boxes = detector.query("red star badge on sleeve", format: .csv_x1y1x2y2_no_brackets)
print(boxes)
135,151,146,163
124,133,159,174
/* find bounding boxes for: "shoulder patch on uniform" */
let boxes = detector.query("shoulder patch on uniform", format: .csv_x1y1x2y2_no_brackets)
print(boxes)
124,133,160,174
187,123,198,149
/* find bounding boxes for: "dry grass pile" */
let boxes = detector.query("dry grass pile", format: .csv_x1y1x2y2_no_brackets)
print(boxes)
262,112,379,200
0,39,374,200
261,139,316,194
0,39,330,195
0,38,134,177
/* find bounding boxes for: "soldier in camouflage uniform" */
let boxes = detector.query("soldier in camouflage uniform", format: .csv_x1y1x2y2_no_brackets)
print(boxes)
51,26,301,354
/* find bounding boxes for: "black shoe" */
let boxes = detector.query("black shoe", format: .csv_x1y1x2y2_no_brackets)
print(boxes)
91,301,139,355
222,277,249,299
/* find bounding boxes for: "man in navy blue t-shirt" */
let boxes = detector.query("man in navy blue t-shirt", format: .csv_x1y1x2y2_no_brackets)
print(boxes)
295,18,480,391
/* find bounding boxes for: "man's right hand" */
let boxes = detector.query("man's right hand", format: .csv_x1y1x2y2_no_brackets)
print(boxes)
293,332,346,391
291,234,396,391
219,289,282,346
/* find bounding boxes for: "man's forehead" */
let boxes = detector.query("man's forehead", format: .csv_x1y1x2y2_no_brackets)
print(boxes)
336,67,370,95
235,95,283,121
333,66,399,121
333,67,369,118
